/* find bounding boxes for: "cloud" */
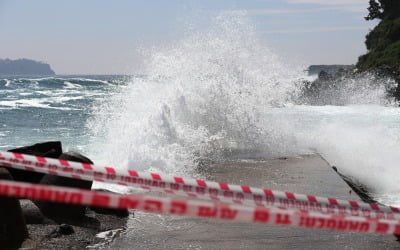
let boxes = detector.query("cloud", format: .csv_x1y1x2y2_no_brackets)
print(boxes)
226,5,366,17
286,0,368,12
228,7,343,16
263,25,371,34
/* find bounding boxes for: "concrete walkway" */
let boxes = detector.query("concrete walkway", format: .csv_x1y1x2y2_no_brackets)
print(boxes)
108,155,400,250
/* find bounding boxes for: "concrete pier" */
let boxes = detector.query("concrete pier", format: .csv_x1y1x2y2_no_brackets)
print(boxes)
108,154,400,249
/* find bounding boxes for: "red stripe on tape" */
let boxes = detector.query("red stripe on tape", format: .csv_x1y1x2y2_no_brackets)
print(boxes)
349,201,359,208
82,163,92,170
285,192,296,200
196,180,207,187
1,151,399,220
36,156,47,163
391,207,400,213
328,198,339,205
59,160,70,167
241,186,252,193
219,183,229,190
0,179,400,235
370,203,379,211
105,167,116,174
13,153,23,159
264,189,274,197
174,177,184,184
151,173,162,181
307,195,317,203
128,170,139,177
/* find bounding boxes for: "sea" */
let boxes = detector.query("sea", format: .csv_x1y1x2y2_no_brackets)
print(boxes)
1,14,400,247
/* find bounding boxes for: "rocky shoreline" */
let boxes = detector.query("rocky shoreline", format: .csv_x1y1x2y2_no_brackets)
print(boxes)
20,199,129,250
300,67,399,105
0,141,129,249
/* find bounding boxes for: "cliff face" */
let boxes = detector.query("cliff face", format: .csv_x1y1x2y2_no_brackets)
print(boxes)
357,0,400,78
0,59,55,76
307,65,354,76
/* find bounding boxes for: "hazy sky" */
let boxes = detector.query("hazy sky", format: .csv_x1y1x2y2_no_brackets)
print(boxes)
0,0,376,75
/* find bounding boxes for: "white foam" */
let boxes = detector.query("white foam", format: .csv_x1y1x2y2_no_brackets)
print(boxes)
0,98,78,110
70,77,111,85
64,81,82,89
4,79,12,87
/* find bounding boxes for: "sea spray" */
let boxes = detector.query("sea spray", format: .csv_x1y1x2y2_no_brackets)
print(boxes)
299,106,400,194
87,13,306,175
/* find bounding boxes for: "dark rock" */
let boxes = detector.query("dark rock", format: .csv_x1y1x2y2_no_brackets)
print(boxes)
49,224,74,237
59,224,74,235
59,151,93,164
34,151,93,220
18,238,36,250
332,166,377,204
5,141,63,184
318,70,331,81
0,167,30,249
20,200,55,225
8,141,62,158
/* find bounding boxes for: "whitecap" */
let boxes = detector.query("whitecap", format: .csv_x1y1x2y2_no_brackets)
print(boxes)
64,81,82,89
0,98,80,110
72,78,110,84
5,79,12,87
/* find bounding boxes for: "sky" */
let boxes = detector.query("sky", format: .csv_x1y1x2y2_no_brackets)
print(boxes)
0,0,377,75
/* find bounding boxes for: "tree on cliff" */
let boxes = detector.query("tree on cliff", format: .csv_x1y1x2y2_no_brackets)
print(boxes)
365,0,400,20
357,0,400,75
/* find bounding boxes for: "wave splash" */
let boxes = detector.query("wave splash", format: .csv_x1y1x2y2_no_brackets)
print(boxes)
87,13,306,175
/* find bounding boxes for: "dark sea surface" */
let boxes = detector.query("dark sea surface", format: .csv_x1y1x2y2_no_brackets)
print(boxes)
0,75,126,151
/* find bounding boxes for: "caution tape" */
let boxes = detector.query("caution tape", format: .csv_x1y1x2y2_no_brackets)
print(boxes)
0,159,397,221
0,179,399,235
0,151,398,220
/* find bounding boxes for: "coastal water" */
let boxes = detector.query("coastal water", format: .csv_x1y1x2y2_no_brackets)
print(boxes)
1,15,400,210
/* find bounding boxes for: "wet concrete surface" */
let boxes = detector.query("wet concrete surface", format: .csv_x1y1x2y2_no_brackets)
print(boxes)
106,154,400,250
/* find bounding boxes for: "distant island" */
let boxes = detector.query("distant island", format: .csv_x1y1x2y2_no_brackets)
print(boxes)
0,58,55,76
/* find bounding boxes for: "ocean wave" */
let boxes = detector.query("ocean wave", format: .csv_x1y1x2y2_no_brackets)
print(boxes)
0,98,81,110
0,76,118,90
64,81,82,89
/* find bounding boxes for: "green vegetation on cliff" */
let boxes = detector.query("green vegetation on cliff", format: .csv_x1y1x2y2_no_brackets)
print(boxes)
357,0,400,75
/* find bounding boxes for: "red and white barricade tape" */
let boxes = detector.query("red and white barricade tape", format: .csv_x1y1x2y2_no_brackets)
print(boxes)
0,179,399,235
0,151,398,220
0,159,396,220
